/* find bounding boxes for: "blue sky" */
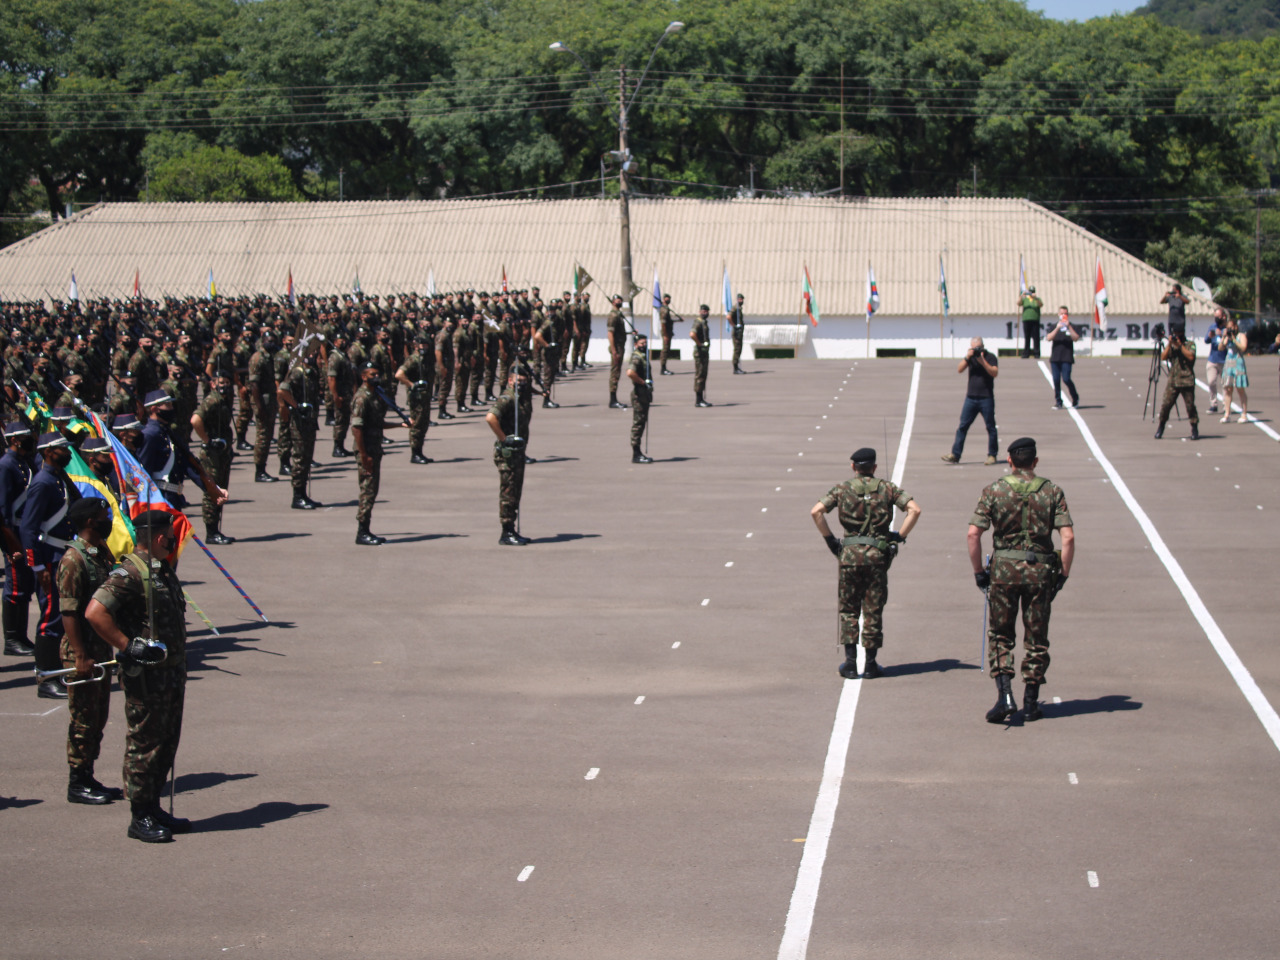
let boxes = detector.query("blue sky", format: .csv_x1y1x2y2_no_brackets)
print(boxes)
1029,0,1146,20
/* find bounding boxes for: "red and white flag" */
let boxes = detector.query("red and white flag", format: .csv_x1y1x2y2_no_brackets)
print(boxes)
1093,257,1108,330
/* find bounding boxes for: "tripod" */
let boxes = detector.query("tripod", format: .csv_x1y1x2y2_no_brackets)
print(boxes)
1143,335,1180,422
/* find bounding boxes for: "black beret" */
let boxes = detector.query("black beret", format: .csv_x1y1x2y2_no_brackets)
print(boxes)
66,497,110,529
850,447,876,464
132,509,174,534
1007,437,1037,457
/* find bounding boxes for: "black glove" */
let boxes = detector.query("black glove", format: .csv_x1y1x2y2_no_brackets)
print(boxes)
825,534,842,558
118,637,167,668
884,531,904,544
1051,573,1068,599
207,438,227,451
974,570,990,591
502,436,526,450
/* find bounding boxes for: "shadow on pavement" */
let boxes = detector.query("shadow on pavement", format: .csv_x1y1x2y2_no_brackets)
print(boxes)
193,800,329,833
527,533,602,544
1047,694,1143,717
175,771,258,793
383,533,467,544
655,456,699,463
882,658,981,677
527,456,578,464
0,796,43,810
232,532,312,543
418,457,481,465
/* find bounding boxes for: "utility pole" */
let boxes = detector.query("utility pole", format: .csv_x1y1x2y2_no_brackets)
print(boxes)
619,65,634,320
1257,196,1262,321
839,62,845,198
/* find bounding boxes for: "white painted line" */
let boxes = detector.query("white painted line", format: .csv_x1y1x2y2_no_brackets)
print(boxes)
762,507,768,512
777,680,863,960
1197,378,1280,440
787,468,793,472
585,767,599,780
1087,871,1099,888
798,453,804,457
776,487,782,491
1068,772,1079,785
0,704,66,717
1039,361,1280,754
634,696,645,705
701,599,710,606
778,362,920,960
672,641,681,649
746,532,754,538
517,866,535,882
725,561,734,568
1052,696,1061,704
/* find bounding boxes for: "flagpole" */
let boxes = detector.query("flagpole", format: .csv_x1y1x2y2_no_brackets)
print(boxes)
866,259,871,360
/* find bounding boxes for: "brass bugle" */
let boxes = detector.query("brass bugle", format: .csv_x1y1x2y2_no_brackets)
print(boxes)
35,660,118,687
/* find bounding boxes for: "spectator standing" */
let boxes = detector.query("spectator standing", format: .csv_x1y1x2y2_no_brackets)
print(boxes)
1219,316,1250,423
1204,308,1229,414
1048,307,1081,409
941,337,999,466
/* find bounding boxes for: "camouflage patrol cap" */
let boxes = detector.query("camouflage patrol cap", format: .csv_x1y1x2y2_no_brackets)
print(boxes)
850,447,876,465
1007,437,1036,458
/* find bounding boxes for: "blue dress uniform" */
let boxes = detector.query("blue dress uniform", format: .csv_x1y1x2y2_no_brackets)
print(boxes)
19,433,82,696
137,411,196,510
1,423,36,656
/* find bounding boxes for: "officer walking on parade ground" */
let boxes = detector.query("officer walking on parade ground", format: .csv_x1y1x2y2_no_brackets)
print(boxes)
627,332,654,464
56,496,122,805
86,509,188,843
811,447,921,679
968,437,1074,724
486,366,533,546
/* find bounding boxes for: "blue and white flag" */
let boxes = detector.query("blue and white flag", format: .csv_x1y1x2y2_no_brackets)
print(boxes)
652,268,662,329
722,265,733,333
68,271,79,302
939,256,950,317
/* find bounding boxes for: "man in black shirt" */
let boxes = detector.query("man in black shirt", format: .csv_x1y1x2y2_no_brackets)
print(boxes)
941,337,999,466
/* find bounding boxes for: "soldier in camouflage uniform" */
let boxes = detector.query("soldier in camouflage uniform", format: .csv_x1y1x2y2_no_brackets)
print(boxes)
327,332,356,458
811,447,921,678
690,305,712,407
1153,323,1199,440
968,437,1074,723
535,309,560,408
57,496,122,805
395,333,435,464
248,332,279,482
278,352,323,510
351,364,401,545
86,509,188,843
191,374,235,544
273,334,295,475
486,367,533,546
728,293,746,374
626,332,653,464
606,296,629,409
435,317,457,420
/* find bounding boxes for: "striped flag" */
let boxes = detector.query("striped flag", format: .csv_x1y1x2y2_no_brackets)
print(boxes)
652,269,662,328
427,269,438,297
802,266,820,326
1093,257,1108,330
1019,255,1027,296
939,256,950,317
207,267,216,298
574,263,593,294
722,265,733,333
132,268,140,300
69,271,79,302
353,270,362,297
66,446,135,558
501,265,508,294
287,268,296,307
103,426,193,559
866,264,880,320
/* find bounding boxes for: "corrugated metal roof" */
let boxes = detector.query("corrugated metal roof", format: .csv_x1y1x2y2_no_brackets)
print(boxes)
0,197,1212,317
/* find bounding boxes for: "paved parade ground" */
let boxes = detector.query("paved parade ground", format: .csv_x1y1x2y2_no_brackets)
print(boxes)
3,354,1279,959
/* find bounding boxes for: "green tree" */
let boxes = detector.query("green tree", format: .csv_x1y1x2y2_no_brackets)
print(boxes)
148,144,302,201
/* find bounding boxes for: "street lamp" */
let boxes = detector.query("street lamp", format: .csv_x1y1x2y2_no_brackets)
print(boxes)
551,22,683,321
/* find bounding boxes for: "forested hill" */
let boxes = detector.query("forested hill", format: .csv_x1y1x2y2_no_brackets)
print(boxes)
1138,0,1280,38
6,0,1280,315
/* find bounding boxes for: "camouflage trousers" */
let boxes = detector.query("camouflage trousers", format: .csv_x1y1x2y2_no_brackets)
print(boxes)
408,389,431,449
235,386,252,438
987,580,1053,682
252,394,277,471
357,455,381,526
437,363,454,410
493,445,526,525
60,635,113,770
609,350,623,394
199,446,232,528
332,396,351,446
837,561,888,648
575,324,591,366
121,667,185,805
484,352,498,396
277,407,293,468
289,421,317,498
1158,382,1199,427
631,385,651,447
455,358,472,404
694,347,709,393
660,333,673,368
542,346,560,395
732,330,743,366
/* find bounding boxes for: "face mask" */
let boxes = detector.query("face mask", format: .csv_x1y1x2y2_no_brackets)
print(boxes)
90,458,112,478
154,408,174,423
50,450,71,469
92,517,113,537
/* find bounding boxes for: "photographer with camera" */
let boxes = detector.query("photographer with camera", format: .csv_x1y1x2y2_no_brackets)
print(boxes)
941,337,1000,466
1153,323,1199,440
1048,306,1081,409
1161,284,1189,327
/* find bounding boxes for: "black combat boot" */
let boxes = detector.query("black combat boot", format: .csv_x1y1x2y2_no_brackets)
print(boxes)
609,392,627,409
235,435,253,452
150,802,191,834
838,644,859,679
279,460,292,476
3,601,34,656
34,635,67,700
632,446,653,464
1153,422,1165,439
861,646,884,679
204,524,235,546
127,802,173,843
695,393,712,408
498,523,525,546
543,397,560,408
291,495,318,510
355,523,381,546
985,674,1017,723
1190,422,1200,440
67,767,114,805
332,443,352,458
254,467,279,483
410,447,432,464
1023,681,1043,722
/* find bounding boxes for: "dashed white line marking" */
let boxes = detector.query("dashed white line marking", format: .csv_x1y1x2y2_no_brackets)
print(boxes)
517,866,535,882
822,415,828,420
746,532,754,538
725,561,734,568
1234,484,1240,489
672,641,681,649
585,768,599,780
1087,871,1099,888
634,696,645,705
701,599,709,606
1068,772,1078,784
776,486,782,491
798,453,804,457
1053,696,1061,703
